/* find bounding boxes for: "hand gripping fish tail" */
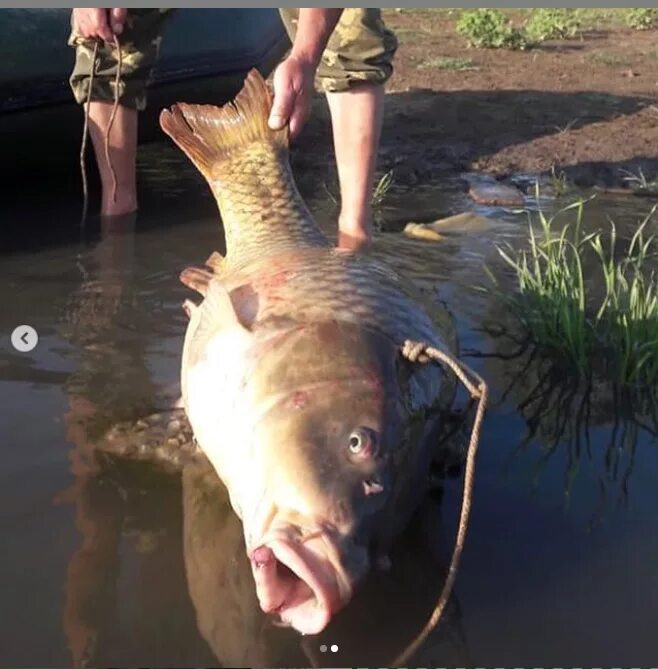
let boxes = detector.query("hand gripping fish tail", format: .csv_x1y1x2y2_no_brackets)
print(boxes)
159,69,288,181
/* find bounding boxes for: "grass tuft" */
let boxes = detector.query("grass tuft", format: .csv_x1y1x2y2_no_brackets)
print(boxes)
485,193,658,388
372,170,395,208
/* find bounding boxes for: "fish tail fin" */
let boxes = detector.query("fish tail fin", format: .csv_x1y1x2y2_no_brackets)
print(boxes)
158,68,288,180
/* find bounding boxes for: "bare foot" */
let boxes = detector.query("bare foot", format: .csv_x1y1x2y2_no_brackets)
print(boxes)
338,230,372,253
100,194,138,217
337,214,373,252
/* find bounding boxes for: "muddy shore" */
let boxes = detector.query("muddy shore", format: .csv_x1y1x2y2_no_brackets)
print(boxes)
294,9,658,195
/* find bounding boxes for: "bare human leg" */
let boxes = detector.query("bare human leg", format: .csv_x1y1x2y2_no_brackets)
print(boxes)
326,82,385,252
86,101,138,217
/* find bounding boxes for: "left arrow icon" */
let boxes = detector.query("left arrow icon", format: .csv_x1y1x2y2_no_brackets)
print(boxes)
11,325,38,352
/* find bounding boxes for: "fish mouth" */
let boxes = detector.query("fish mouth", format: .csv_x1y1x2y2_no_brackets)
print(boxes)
249,529,351,635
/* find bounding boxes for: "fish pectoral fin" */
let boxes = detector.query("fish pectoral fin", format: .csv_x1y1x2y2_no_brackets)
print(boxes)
180,266,214,296
205,251,224,273
199,278,252,335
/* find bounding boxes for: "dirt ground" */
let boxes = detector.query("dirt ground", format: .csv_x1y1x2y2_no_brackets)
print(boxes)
296,9,658,192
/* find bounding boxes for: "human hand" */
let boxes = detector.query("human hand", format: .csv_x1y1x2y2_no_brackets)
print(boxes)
71,8,127,42
268,55,316,139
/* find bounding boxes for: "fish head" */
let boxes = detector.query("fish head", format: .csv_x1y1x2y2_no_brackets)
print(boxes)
241,320,429,634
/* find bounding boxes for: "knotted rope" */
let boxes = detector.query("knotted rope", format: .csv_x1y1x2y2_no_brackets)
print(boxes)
392,340,488,666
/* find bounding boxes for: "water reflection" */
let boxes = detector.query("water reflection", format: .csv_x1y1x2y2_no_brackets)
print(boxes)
476,323,658,528
61,215,156,466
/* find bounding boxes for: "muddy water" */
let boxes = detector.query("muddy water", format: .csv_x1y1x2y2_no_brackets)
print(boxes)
1,145,657,667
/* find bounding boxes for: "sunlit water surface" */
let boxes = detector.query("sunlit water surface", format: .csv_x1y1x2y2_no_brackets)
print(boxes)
1,144,657,666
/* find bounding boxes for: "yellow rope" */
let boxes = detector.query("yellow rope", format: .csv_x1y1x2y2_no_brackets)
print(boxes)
392,340,489,666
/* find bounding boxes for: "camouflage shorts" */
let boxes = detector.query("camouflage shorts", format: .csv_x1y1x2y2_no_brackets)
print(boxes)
278,9,398,93
68,9,174,111
68,9,397,109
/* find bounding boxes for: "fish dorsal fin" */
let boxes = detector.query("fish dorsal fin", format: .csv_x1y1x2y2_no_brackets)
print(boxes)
159,69,288,182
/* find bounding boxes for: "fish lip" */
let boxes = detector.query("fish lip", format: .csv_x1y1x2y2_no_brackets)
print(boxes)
249,529,352,635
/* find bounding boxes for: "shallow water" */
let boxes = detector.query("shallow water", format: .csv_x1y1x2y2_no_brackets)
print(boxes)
2,143,658,666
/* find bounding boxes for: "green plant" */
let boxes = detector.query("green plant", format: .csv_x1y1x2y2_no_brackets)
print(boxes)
619,167,656,190
485,194,658,387
626,8,658,30
372,170,394,207
591,213,658,385
526,8,580,41
456,9,529,49
549,166,570,196
489,198,593,369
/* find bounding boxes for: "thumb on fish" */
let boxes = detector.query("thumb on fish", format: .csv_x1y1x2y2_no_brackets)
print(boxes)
268,82,295,132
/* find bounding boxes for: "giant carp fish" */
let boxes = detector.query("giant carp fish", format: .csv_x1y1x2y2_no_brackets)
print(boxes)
158,70,477,636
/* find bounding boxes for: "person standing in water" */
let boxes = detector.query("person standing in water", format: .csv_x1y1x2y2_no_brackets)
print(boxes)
68,8,397,251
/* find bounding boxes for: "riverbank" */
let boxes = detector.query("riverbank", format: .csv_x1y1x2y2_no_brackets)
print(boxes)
296,9,658,195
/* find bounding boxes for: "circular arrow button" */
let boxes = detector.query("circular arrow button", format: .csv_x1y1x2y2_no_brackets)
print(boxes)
11,325,39,352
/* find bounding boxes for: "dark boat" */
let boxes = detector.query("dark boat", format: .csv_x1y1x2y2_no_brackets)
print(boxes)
1,8,290,169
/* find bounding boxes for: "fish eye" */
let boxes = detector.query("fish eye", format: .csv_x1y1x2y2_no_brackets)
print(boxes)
347,427,377,457
348,433,363,453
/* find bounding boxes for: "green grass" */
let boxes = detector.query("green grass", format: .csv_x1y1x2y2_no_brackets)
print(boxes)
456,9,529,50
388,9,652,52
626,8,658,30
548,166,570,196
485,195,658,388
372,171,394,208
525,8,581,41
619,167,658,193
417,56,477,71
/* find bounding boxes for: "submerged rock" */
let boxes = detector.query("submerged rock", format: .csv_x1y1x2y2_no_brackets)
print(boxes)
404,211,494,240
468,181,525,206
403,222,445,241
96,407,202,474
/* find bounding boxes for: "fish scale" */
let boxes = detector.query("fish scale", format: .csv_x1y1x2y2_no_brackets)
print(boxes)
212,146,330,267
221,249,451,353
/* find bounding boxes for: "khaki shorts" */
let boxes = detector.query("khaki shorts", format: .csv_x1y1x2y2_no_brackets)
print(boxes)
68,9,397,110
